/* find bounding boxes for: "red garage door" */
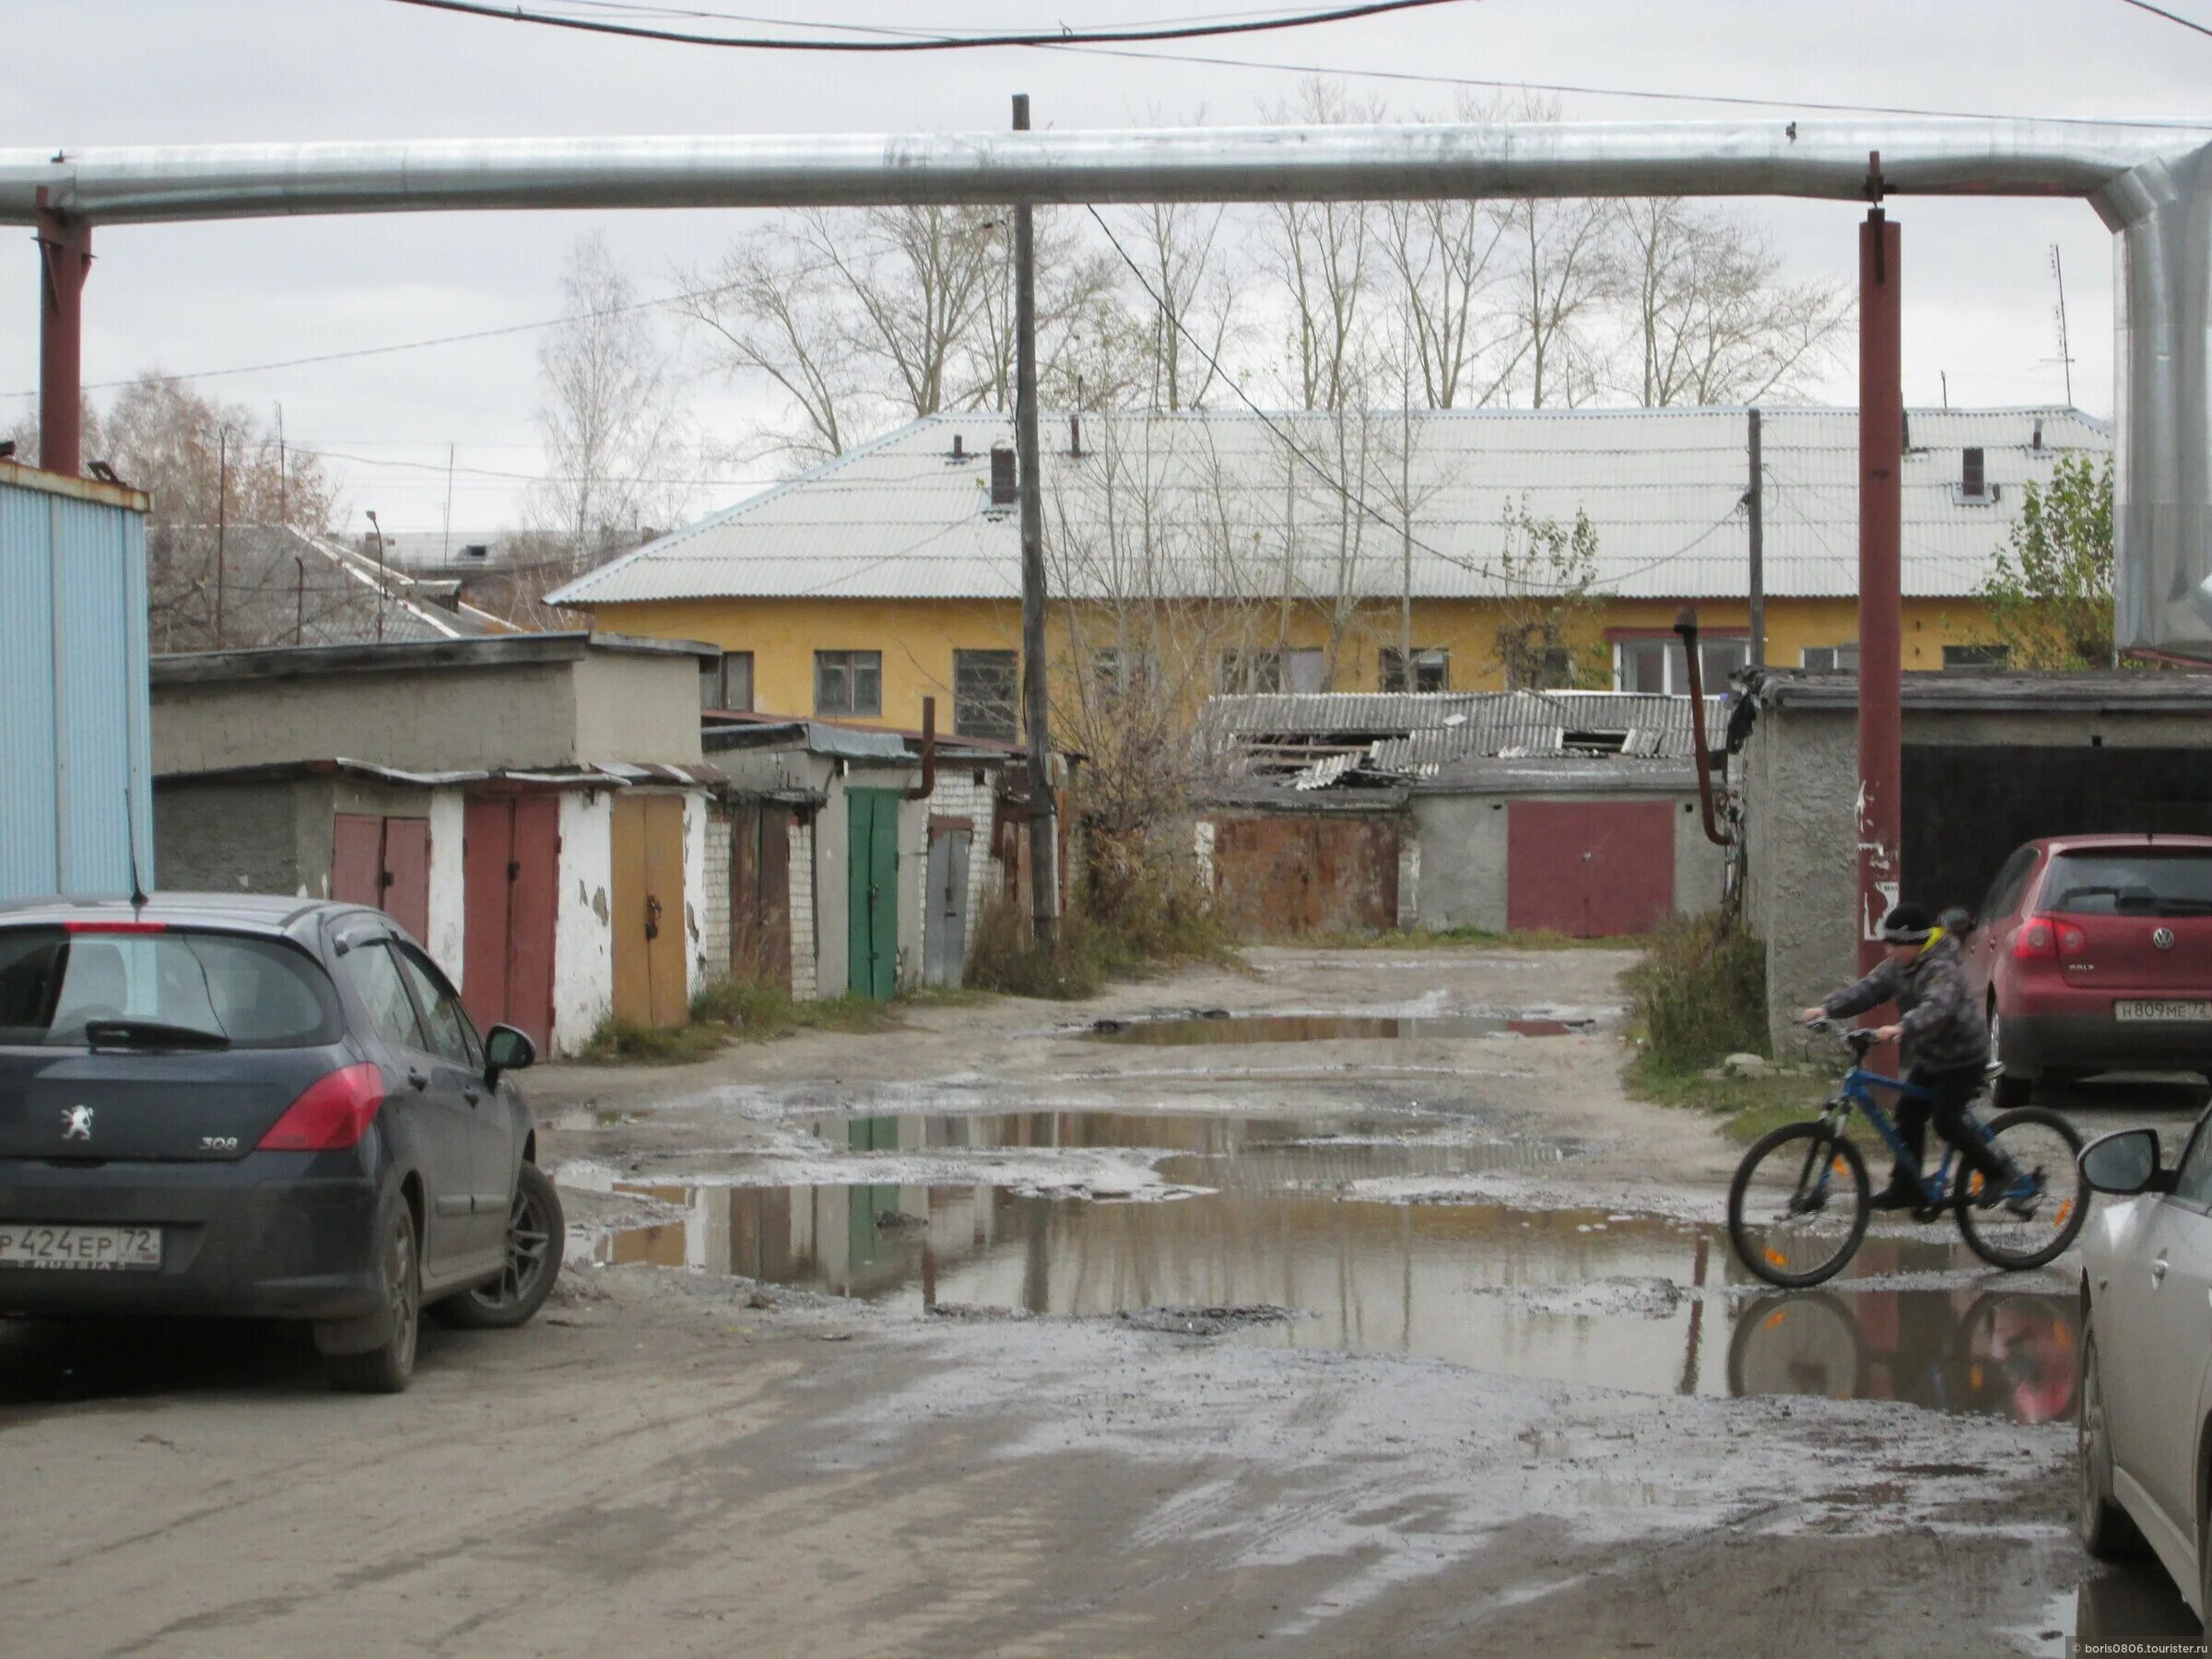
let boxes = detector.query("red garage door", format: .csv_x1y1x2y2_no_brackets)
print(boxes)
330,812,430,943
1506,800,1676,937
463,795,560,1051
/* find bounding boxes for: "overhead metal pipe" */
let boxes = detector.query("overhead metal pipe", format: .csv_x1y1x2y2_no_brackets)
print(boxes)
2,121,2203,225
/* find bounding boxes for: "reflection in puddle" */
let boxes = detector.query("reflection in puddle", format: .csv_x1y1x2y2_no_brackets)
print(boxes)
1087,1013,1595,1044
597,1174,2076,1426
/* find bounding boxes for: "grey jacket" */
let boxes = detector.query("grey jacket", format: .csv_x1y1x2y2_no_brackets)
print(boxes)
1820,932,1989,1073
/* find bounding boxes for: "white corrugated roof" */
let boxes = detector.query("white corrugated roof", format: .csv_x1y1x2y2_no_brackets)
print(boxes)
548,406,2111,607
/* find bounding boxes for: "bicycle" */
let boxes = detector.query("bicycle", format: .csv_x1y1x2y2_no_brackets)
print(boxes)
1725,1022,2090,1289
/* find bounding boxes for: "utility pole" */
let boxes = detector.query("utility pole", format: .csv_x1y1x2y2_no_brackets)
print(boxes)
275,402,287,523
442,441,456,559
1857,198,1903,979
1013,93,1058,946
1746,407,1764,668
1399,319,1413,688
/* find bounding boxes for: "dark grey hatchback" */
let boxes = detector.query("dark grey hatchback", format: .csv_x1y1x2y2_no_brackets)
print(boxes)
0,895,563,1393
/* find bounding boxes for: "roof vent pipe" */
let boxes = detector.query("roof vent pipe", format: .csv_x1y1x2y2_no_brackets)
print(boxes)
952,433,964,460
1069,413,1083,456
989,445,1017,507
2031,418,2044,452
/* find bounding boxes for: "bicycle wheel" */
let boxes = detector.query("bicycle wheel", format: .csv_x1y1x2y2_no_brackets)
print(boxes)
1953,1106,2088,1271
1726,1290,1868,1402
1728,1123,1869,1288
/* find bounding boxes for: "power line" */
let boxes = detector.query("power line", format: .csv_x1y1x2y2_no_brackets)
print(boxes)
386,0,1466,51
2113,0,2212,39
1049,39,2212,126
1083,201,1747,594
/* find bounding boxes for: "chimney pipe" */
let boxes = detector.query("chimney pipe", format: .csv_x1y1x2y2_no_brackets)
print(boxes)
905,695,938,801
1069,413,1082,456
989,446,1017,507
952,433,964,459
1673,606,1729,848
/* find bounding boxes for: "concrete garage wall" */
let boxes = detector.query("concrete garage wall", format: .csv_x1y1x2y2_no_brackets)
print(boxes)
153,780,308,896
1741,677,2212,1058
571,653,705,764
1411,796,1510,934
156,663,581,775
1411,792,1721,935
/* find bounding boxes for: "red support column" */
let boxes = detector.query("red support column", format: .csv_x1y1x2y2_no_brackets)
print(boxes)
35,192,92,478
1857,206,1902,975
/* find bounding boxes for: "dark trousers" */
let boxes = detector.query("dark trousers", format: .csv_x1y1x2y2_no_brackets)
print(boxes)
1889,1064,2014,1192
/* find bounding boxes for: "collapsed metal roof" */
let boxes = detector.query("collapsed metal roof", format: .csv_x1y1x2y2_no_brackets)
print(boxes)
1206,688,1727,795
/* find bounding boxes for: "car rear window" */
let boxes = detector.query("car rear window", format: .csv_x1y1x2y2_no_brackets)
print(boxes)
2041,851,2212,918
0,927,343,1049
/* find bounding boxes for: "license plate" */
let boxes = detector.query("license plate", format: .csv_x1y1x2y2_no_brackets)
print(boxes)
0,1224,161,1271
2115,999,2212,1022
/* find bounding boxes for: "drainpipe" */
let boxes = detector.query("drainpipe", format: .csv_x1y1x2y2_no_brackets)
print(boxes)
904,695,937,802
1673,606,1728,847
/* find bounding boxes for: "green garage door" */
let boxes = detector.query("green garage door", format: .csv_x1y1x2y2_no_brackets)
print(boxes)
846,787,901,1000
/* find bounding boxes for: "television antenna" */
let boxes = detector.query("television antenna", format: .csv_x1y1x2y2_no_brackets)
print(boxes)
2044,243,2077,406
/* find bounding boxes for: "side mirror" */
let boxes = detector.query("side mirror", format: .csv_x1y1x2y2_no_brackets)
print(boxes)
485,1023,536,1083
2079,1128,2172,1195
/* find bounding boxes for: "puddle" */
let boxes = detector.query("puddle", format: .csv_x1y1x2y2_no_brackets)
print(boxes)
595,1174,2076,1425
1086,1013,1596,1044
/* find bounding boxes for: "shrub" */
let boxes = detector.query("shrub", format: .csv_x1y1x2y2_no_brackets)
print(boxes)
1627,912,1768,1075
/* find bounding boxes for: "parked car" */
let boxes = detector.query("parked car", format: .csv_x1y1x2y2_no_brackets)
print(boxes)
0,895,562,1393
1963,834,2212,1105
2077,1123,2212,1639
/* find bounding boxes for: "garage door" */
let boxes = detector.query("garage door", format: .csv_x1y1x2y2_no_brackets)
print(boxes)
1506,800,1676,937
1210,816,1400,938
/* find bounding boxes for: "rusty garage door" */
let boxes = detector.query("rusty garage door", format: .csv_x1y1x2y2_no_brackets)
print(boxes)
1210,815,1399,939
1506,800,1675,937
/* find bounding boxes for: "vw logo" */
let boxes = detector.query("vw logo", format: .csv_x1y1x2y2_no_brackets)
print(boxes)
60,1105,94,1141
2154,926,2177,950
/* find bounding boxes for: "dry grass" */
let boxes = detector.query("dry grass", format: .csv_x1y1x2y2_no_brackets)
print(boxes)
1314,925,1640,951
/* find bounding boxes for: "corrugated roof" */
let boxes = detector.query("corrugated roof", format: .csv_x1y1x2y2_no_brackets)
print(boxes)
549,406,2111,608
1206,688,1724,766
150,525,494,649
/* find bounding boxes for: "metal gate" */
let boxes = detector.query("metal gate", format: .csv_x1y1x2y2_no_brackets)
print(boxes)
331,812,430,944
924,819,972,988
846,788,900,1001
611,794,688,1027
1505,800,1675,937
461,794,559,1050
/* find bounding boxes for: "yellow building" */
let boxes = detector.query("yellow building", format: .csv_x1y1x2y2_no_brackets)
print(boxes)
548,406,2109,738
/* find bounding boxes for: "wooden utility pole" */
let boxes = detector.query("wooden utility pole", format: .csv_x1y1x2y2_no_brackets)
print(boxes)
1747,406,1764,667
1013,93,1059,945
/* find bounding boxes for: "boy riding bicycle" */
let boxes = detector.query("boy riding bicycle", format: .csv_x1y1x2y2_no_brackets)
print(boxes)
1798,902,2024,1211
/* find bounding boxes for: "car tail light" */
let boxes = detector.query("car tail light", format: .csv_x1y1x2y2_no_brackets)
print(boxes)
2013,918,2057,959
64,919,167,934
2057,922,2088,957
258,1063,384,1151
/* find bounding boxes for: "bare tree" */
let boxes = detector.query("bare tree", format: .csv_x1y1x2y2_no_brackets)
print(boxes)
1101,194,1245,412
1492,195,1618,409
1614,198,1852,406
1256,83,1386,412
532,232,694,571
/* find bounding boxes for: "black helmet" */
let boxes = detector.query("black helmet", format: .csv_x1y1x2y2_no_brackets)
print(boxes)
1878,902,1936,944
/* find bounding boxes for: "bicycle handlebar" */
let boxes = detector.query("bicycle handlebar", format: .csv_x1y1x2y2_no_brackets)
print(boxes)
1800,1017,1880,1054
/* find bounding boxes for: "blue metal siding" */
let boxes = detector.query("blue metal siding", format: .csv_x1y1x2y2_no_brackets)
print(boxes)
0,476,151,900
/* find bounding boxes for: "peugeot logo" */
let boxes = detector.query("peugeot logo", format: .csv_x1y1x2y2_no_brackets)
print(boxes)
60,1105,94,1142
2154,926,2177,951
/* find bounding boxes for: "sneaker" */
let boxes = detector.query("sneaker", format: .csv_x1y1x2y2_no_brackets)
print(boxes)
1867,1184,1920,1211
1973,1169,2032,1211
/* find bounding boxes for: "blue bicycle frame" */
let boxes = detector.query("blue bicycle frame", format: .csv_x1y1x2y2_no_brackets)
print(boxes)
1821,1060,1993,1206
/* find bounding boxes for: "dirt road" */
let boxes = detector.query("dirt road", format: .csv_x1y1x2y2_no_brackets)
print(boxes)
1,946,2193,1656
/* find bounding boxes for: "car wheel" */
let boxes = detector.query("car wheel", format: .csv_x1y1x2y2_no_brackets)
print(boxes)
324,1206,420,1394
2079,1334,2146,1559
430,1161,565,1331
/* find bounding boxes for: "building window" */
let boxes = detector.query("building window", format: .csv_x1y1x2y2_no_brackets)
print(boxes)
1379,647,1451,693
952,649,1018,741
815,650,882,717
1613,635,1746,694
1285,647,1328,694
1219,651,1283,694
1092,647,1155,702
700,651,755,712
1801,644,1860,673
1943,643,2011,671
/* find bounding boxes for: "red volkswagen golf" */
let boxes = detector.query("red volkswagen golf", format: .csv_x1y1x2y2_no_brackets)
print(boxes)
1966,834,2212,1105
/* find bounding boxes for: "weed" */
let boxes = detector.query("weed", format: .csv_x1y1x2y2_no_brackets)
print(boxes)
581,1014,727,1065
1625,912,1769,1076
688,976,906,1040
1314,925,1637,951
1626,1053,1818,1142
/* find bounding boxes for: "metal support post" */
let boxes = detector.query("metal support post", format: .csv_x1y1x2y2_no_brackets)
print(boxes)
1746,407,1765,668
1013,94,1058,946
1856,206,1903,974
34,192,90,477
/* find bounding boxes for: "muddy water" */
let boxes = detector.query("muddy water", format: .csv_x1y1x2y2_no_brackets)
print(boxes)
1088,1013,1595,1044
596,1124,2077,1427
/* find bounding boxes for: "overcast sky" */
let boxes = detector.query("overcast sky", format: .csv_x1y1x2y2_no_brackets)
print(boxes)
3,0,2206,533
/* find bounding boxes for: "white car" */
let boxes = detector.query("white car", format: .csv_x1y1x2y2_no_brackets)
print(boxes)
2078,1122,2212,1636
